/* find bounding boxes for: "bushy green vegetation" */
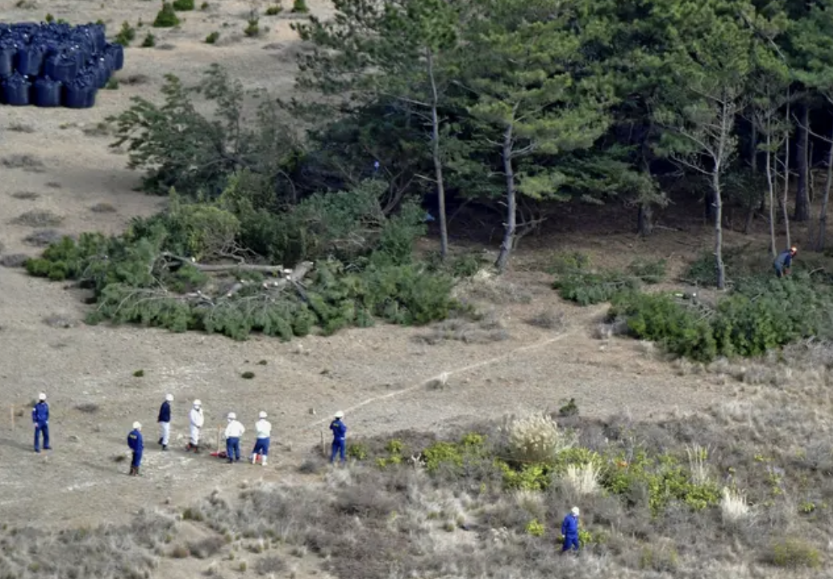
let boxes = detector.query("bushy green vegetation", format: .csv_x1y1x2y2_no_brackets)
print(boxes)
153,2,180,27
25,181,458,341
172,0,194,10
113,21,135,46
552,254,666,306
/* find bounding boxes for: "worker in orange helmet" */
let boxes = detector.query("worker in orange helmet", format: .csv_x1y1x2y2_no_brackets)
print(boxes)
773,246,797,278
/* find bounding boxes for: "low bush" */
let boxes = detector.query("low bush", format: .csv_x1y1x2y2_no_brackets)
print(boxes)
552,258,665,306
265,5,283,15
766,539,822,569
141,32,156,47
205,31,220,44
153,2,180,27
172,0,194,10
114,21,136,46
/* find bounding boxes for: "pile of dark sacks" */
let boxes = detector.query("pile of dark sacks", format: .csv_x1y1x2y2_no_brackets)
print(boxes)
0,21,124,109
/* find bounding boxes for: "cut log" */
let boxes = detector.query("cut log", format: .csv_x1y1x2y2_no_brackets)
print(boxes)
262,261,314,294
160,252,286,274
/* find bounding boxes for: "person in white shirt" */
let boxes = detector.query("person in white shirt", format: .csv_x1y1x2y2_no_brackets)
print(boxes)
188,400,204,453
250,411,272,466
224,412,246,463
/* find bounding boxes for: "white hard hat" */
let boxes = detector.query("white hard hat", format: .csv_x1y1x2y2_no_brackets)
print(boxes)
193,399,201,407
133,421,142,430
571,506,580,516
166,393,174,402
334,410,344,419
38,392,46,401
228,412,236,420
259,411,267,419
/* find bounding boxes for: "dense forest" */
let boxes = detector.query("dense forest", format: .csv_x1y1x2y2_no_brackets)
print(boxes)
20,0,833,354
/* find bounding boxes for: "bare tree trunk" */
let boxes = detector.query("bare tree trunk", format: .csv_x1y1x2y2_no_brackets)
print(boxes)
783,98,791,248
426,49,449,260
750,122,758,174
818,130,833,250
766,130,777,257
795,103,810,221
638,203,653,236
495,125,516,273
712,169,726,289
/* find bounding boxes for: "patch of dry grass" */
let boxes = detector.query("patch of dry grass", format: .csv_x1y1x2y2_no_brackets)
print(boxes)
8,122,35,133
43,314,75,328
11,209,64,227
1,154,45,173
455,271,533,305
0,510,174,578
11,191,39,200
90,202,118,213
414,313,509,345
525,308,565,330
23,229,64,247
0,253,30,268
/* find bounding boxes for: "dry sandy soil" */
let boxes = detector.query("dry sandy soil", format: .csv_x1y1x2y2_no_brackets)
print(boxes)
0,1,747,577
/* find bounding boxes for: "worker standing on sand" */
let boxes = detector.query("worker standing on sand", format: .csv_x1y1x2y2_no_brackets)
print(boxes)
188,400,204,453
250,411,272,466
128,422,144,476
329,410,347,465
561,507,580,555
774,246,797,278
224,413,245,463
32,392,50,453
157,394,173,451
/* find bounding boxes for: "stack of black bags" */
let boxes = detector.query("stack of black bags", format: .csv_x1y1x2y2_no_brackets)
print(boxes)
0,21,124,109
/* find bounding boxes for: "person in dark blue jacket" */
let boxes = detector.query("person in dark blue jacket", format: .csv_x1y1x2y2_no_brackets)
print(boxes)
774,246,797,278
561,506,580,554
32,392,50,453
157,394,173,451
128,422,144,476
329,411,347,465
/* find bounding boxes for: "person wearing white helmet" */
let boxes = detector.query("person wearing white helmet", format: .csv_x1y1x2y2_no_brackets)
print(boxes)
32,392,51,453
157,393,174,451
561,506,580,555
329,410,347,465
127,421,144,476
224,412,245,464
188,400,204,453
250,411,272,466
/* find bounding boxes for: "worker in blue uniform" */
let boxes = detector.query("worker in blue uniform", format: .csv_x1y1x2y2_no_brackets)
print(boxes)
32,392,50,453
128,422,144,476
561,507,580,555
330,410,347,465
774,246,797,278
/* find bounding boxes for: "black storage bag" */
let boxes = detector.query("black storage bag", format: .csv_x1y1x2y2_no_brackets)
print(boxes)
0,42,16,77
15,44,44,76
34,76,61,107
3,72,31,106
44,51,78,84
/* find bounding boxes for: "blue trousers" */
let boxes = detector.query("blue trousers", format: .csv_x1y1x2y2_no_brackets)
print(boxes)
562,534,579,552
34,423,50,452
131,451,142,468
252,438,270,456
330,439,346,463
774,264,784,278
226,437,241,461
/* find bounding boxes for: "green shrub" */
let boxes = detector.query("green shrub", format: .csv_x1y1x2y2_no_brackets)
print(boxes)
525,518,545,537
114,21,136,46
153,2,180,27
423,442,463,473
200,1,209,9
105,77,119,90
291,0,309,13
44,13,54,22
241,371,255,379
244,15,260,37
767,539,822,568
626,258,667,283
205,31,220,44
347,443,367,460
172,0,194,10
141,32,156,47
265,5,282,15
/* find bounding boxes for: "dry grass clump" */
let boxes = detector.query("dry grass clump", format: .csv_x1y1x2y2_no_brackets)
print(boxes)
23,229,64,247
501,413,574,463
1,154,45,172
11,191,39,200
455,270,533,305
561,463,601,495
74,402,99,414
0,253,30,268
525,308,565,330
43,314,75,328
90,202,118,213
0,510,174,578
720,487,751,523
415,313,509,345
8,122,35,133
12,209,64,227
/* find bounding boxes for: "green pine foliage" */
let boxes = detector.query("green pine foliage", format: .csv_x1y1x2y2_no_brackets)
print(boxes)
153,2,180,28
552,257,666,306
607,275,833,362
172,0,195,10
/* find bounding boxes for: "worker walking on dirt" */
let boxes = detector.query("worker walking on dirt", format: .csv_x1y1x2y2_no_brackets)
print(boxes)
330,411,347,465
32,392,50,453
224,413,245,463
774,246,797,278
250,411,272,466
561,507,580,555
157,394,173,451
127,422,144,476
188,400,204,453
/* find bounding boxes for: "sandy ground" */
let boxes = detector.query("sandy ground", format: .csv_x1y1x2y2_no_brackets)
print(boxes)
0,1,740,577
